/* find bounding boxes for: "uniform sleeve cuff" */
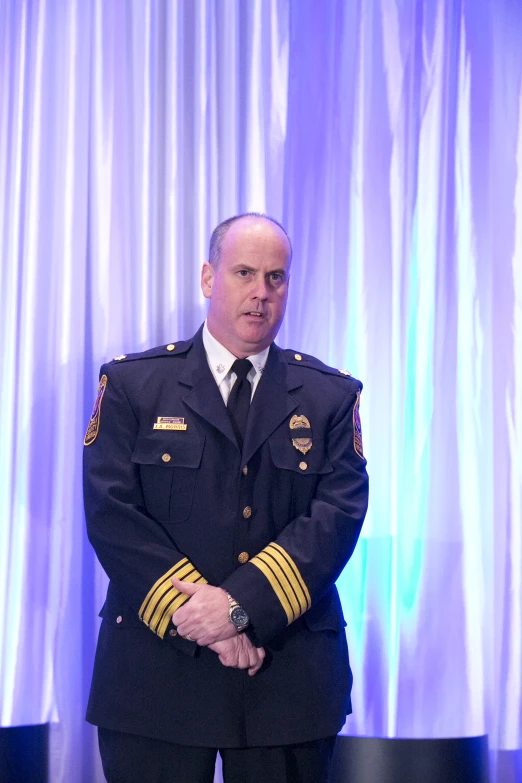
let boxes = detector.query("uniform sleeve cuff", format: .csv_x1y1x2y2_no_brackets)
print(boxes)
249,542,311,624
139,558,207,639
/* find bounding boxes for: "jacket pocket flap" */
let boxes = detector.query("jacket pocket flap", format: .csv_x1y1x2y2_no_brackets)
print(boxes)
131,433,204,468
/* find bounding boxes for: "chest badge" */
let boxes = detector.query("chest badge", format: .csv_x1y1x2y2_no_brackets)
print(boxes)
153,416,188,431
289,414,312,455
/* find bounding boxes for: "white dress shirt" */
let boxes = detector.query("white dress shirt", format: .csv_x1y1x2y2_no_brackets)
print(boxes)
202,321,270,405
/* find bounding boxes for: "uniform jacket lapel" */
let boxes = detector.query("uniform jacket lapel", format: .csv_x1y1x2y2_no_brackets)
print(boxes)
242,343,301,466
178,328,237,446
178,329,302,460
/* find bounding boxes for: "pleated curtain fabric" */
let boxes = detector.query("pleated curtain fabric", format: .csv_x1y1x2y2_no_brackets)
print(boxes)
0,3,521,782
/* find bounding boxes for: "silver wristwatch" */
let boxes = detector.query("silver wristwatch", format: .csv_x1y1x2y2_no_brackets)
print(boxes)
226,592,249,632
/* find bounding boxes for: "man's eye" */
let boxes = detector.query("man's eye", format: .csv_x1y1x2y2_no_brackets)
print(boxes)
238,270,250,277
270,273,283,282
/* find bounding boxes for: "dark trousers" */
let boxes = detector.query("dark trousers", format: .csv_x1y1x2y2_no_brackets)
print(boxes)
98,727,337,783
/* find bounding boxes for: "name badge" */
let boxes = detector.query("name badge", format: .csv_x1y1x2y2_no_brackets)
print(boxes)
153,416,188,431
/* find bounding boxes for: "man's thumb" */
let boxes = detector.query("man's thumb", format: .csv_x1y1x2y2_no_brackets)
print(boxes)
171,576,201,595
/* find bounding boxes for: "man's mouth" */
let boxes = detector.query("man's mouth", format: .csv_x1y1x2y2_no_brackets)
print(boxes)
244,311,264,318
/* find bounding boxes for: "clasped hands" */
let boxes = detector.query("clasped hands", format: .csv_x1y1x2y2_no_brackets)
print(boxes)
171,577,265,676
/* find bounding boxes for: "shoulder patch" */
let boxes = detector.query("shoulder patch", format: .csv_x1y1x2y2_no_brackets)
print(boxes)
84,374,108,446
353,390,364,459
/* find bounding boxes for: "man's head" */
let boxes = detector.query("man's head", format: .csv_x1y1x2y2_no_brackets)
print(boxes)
201,214,292,358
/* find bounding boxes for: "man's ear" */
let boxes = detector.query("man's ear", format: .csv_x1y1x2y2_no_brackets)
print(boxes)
201,263,214,299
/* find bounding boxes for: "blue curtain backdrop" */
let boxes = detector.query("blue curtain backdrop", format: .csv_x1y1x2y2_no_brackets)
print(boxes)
1,1,521,781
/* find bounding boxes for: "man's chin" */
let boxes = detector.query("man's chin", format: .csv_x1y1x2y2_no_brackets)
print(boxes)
239,325,277,351
233,336,272,358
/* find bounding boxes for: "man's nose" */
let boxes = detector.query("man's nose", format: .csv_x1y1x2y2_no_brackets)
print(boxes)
250,277,269,300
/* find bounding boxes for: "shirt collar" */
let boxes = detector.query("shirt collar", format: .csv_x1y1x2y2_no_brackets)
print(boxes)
203,321,270,382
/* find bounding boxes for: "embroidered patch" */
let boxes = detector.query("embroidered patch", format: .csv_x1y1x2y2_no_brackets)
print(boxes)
289,414,312,455
153,417,188,431
84,375,108,446
353,390,364,459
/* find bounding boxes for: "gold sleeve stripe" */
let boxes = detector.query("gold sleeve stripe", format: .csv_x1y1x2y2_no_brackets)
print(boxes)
149,567,203,630
270,542,312,608
249,556,295,624
255,552,303,620
156,575,207,639
143,567,208,637
141,559,193,624
140,557,189,622
146,564,199,626
139,558,208,636
263,544,311,614
250,543,311,624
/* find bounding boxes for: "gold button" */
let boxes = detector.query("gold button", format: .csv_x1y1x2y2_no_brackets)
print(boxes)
162,453,171,463
242,465,248,476
169,628,177,637
166,344,176,352
294,353,302,361
339,369,351,376
243,506,252,519
299,461,308,471
238,552,249,564
116,615,123,624
114,355,126,361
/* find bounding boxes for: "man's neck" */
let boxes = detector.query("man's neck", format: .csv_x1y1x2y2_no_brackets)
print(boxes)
205,320,268,360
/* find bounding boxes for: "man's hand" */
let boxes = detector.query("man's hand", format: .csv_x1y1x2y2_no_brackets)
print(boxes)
171,578,236,645
209,636,266,676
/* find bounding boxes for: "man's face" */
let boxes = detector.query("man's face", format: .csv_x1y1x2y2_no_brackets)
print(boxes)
201,218,291,358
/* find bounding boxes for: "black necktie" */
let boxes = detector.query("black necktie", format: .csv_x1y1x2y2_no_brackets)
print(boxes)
227,359,253,450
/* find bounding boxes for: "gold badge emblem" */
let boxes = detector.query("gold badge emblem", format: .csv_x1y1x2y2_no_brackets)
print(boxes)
289,414,312,455
153,416,188,431
84,375,108,446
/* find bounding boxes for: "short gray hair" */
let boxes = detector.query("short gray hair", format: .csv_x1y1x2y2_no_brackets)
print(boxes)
208,213,292,266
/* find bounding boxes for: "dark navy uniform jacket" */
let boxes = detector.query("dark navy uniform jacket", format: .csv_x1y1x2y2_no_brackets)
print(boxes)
83,326,369,748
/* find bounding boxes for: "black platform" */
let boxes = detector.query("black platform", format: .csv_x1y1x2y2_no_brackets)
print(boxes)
0,724,48,783
331,735,490,783
0,726,493,783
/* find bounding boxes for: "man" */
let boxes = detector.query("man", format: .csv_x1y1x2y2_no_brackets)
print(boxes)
84,214,369,783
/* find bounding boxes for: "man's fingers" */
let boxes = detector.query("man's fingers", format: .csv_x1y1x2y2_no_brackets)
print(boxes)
218,649,238,667
195,634,217,647
196,625,236,647
237,637,264,672
209,637,265,673
237,645,250,670
174,620,200,639
248,646,266,676
247,656,263,675
246,643,259,669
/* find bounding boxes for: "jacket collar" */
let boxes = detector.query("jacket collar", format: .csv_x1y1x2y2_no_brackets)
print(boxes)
178,326,302,461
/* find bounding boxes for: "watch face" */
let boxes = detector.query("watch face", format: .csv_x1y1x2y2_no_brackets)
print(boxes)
230,606,249,628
